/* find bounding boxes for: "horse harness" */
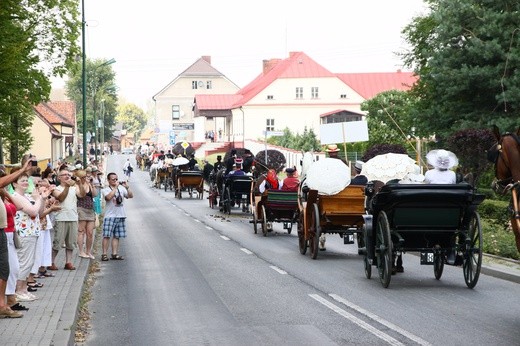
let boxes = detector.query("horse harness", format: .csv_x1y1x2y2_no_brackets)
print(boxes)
489,132,520,195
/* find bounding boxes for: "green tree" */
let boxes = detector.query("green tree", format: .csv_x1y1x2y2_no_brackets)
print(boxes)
361,90,419,149
65,59,119,141
401,0,520,139
0,0,80,162
116,103,148,135
268,126,321,152
446,128,496,185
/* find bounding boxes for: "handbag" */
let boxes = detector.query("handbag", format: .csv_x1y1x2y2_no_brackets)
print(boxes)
13,231,22,249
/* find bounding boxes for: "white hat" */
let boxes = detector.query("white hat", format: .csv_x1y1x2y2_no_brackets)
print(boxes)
354,161,364,171
426,149,458,170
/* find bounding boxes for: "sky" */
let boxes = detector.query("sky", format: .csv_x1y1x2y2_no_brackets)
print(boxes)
58,0,428,109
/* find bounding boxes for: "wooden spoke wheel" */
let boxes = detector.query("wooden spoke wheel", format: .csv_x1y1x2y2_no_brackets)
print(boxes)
463,212,482,289
261,205,268,237
376,211,392,288
309,203,321,260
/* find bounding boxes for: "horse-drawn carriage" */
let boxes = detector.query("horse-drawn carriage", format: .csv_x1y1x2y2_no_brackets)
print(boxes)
220,175,254,214
298,185,366,259
176,171,204,199
252,189,299,236
361,182,485,288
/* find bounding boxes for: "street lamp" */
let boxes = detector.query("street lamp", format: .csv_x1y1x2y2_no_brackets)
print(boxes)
81,0,87,167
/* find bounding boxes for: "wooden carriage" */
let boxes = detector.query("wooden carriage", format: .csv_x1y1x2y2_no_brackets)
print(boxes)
176,171,204,199
252,190,299,236
298,185,366,259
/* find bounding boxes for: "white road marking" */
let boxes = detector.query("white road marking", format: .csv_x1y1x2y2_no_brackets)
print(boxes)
270,266,287,275
329,294,431,346
240,248,253,255
309,294,404,346
220,236,230,241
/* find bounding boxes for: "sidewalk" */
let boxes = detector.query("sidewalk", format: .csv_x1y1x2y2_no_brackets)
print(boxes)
0,249,90,346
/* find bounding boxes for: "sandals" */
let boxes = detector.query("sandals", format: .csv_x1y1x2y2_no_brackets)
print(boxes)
101,254,109,261
27,281,43,288
111,254,124,260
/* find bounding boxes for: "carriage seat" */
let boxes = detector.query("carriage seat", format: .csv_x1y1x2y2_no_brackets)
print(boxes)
317,185,366,216
265,190,299,210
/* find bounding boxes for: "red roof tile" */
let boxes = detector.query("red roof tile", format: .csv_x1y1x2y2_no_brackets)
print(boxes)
34,101,75,127
336,71,417,99
233,52,334,107
194,94,242,110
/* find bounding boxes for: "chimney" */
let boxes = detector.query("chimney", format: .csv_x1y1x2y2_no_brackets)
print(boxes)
262,58,281,75
202,56,211,64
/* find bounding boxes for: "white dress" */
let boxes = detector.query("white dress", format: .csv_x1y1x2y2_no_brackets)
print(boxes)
424,169,456,184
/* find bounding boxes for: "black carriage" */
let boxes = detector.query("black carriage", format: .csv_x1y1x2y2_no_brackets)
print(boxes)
252,190,299,236
220,175,254,214
361,182,485,288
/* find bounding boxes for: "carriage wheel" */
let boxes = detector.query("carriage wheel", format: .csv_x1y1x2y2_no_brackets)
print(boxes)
309,204,321,260
376,211,392,288
463,212,482,289
433,246,444,280
252,204,258,234
362,217,373,280
261,205,268,237
223,187,231,215
298,211,307,255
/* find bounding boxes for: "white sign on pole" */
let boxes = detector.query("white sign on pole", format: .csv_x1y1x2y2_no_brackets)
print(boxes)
319,121,369,145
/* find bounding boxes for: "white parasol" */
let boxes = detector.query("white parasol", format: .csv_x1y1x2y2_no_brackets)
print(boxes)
172,157,189,166
305,158,351,195
361,153,417,184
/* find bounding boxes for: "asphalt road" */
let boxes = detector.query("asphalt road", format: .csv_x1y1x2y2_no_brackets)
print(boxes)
86,155,520,346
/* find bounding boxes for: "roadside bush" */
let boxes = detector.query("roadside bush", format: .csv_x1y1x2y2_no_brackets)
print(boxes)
478,199,510,225
481,219,519,260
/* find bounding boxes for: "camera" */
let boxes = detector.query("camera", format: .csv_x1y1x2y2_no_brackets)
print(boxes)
115,195,123,205
31,160,38,166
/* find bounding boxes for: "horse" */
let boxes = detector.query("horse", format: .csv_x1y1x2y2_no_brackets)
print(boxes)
488,125,520,252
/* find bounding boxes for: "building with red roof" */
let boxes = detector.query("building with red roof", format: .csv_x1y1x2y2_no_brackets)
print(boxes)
153,52,417,148
30,101,76,166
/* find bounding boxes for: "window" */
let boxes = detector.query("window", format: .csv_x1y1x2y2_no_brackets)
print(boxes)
192,81,198,89
266,118,274,132
172,105,180,120
340,94,347,99
206,81,212,89
267,95,274,100
295,87,303,99
311,87,319,99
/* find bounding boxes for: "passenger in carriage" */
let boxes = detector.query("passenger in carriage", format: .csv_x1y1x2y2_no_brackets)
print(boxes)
350,161,368,186
280,167,299,192
165,150,175,159
424,149,458,184
242,149,255,173
213,155,223,173
258,169,280,194
188,154,197,171
225,149,237,175
226,159,245,177
325,144,347,164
